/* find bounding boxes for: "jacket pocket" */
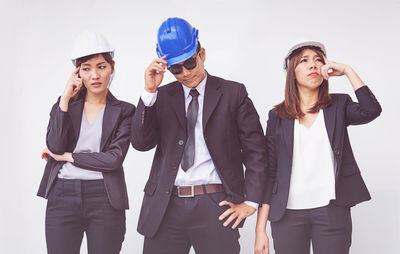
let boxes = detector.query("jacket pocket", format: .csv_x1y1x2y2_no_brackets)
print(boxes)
143,180,157,196
341,160,361,176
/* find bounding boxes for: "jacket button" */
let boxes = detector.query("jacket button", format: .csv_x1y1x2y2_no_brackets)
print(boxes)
334,149,340,156
178,140,184,145
165,191,170,194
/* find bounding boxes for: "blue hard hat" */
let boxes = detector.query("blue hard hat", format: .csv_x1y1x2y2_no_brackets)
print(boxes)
156,17,199,66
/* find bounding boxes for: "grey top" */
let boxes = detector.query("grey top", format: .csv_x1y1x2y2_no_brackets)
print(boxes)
58,107,105,179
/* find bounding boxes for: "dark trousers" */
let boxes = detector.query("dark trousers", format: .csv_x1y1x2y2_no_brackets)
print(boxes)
45,178,126,254
143,192,240,254
271,202,352,254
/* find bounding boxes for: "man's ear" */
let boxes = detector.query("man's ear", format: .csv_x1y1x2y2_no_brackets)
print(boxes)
200,47,206,62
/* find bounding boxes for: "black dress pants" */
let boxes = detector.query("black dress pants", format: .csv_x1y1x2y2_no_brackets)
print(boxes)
45,178,126,254
271,202,352,254
143,192,240,254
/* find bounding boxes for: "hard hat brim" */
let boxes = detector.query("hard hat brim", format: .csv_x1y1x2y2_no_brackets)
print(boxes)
284,41,326,70
158,39,198,66
71,50,114,66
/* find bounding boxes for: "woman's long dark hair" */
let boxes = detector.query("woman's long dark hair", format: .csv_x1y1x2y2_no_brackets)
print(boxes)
275,47,331,119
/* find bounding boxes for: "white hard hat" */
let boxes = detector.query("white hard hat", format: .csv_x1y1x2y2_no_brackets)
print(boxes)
71,31,114,66
284,40,326,70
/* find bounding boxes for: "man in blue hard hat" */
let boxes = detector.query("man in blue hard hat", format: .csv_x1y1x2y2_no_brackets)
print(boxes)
131,17,268,254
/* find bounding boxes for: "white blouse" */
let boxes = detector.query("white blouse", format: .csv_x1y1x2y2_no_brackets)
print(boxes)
286,111,336,209
58,108,105,180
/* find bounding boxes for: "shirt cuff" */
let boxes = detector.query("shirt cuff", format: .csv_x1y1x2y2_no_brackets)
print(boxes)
244,200,259,210
141,89,158,107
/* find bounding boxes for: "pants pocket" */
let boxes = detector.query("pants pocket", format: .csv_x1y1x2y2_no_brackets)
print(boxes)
204,192,230,212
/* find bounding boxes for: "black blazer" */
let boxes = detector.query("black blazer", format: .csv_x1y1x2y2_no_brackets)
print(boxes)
263,86,382,222
37,91,135,210
131,74,268,237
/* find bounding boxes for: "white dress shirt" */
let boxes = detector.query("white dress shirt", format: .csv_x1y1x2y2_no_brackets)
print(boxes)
287,111,336,209
141,75,258,209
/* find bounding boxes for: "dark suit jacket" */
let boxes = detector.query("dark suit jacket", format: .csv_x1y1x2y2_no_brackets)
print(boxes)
37,91,135,210
263,86,382,222
131,74,268,237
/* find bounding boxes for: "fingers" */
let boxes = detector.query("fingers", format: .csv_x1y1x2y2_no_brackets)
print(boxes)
72,79,83,90
156,55,168,65
150,57,167,68
255,234,269,254
218,201,245,229
323,55,328,64
219,200,233,207
41,152,48,161
218,200,234,220
70,67,82,85
224,213,240,228
218,207,234,221
231,215,244,229
320,63,331,80
328,70,341,77
320,55,332,80
41,147,50,161
152,58,167,72
71,66,80,77
145,62,166,79
65,67,83,98
149,64,166,74
71,80,83,97
321,61,346,79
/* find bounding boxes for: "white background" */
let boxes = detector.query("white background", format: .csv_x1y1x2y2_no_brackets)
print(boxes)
1,0,399,253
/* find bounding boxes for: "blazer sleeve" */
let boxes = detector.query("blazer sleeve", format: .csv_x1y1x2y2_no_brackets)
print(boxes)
263,109,278,204
71,104,135,172
345,86,382,126
130,98,158,151
236,84,268,204
46,97,75,155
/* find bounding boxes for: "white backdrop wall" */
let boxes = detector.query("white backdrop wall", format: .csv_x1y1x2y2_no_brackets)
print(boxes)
1,0,399,253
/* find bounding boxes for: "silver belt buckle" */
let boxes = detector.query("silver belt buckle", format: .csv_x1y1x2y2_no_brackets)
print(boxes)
177,185,195,197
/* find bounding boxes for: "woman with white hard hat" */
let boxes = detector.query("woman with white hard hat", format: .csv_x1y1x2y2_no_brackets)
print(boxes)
37,31,135,254
255,41,382,254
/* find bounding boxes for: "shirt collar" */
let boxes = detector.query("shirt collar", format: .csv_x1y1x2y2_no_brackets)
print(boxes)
181,74,207,99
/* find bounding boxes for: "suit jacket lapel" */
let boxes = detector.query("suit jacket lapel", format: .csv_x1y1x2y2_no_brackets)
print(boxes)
282,101,336,158
203,75,222,131
68,99,84,141
323,100,337,146
169,83,187,130
100,93,122,151
282,118,294,159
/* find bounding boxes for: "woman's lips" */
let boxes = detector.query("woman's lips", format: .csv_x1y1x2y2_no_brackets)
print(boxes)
308,72,319,77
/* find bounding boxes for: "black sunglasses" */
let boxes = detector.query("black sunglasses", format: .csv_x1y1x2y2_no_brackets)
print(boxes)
167,51,201,75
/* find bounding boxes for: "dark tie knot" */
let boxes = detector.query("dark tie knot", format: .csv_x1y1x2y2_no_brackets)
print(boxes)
190,89,199,98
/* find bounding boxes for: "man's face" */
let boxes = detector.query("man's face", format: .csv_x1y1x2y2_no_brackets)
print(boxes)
172,47,207,88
